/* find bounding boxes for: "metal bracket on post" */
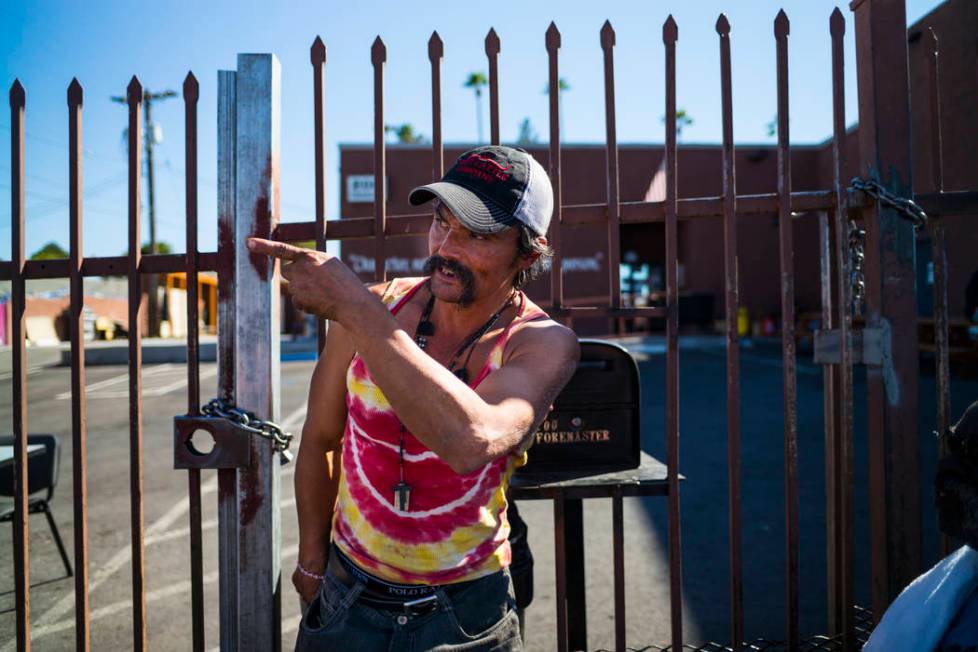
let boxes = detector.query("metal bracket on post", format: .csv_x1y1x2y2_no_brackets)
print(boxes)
813,327,882,366
173,416,252,469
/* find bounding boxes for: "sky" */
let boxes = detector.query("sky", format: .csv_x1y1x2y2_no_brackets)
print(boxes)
0,0,944,261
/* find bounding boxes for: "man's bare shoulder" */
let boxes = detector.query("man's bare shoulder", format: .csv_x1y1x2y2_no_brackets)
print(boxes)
506,302,579,365
365,281,389,298
364,277,428,302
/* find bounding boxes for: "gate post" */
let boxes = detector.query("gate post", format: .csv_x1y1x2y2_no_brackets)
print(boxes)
217,53,282,651
850,0,922,619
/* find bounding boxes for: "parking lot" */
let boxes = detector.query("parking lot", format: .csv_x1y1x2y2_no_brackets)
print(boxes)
1,337,974,650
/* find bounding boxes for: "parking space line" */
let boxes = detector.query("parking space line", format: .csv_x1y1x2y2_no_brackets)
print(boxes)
54,364,176,400
23,473,219,638
20,570,222,643
0,365,49,381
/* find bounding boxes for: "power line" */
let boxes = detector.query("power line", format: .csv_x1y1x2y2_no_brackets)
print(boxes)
0,123,117,162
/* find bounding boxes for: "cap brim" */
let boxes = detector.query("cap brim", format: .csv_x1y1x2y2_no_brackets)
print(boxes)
409,181,517,234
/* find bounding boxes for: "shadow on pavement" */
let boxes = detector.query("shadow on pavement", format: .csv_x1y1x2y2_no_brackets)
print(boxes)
628,336,976,646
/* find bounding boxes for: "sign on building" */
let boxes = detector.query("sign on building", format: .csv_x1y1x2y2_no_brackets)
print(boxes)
346,174,387,203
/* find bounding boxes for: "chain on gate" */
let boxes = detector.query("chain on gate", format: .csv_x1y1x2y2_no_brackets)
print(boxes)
202,397,294,464
846,177,930,317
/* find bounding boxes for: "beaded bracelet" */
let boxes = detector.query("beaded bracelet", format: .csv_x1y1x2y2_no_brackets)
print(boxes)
296,562,325,582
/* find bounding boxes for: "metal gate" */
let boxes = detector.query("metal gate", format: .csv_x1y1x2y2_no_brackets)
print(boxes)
6,0,976,650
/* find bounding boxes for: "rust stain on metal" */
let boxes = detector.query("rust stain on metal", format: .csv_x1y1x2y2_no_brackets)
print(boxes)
239,466,264,526
250,195,271,278
217,217,235,398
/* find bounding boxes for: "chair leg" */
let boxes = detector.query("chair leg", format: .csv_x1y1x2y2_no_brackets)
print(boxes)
41,504,73,578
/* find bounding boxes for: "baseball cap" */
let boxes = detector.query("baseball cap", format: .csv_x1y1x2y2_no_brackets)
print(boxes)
409,145,553,237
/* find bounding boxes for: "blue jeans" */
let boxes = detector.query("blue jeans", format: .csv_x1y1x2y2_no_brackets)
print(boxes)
294,566,523,652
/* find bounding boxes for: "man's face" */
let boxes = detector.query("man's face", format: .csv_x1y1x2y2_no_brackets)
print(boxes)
425,201,523,307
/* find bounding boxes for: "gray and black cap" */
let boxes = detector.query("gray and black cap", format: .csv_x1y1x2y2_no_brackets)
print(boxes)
409,145,554,237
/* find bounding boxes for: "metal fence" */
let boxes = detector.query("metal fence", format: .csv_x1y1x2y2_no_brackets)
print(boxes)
6,0,978,650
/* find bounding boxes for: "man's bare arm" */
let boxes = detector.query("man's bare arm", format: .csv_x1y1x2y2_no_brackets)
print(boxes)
344,301,579,474
293,319,354,587
247,237,579,475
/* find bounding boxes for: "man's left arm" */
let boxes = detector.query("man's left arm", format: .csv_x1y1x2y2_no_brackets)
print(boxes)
245,237,580,474
346,307,580,474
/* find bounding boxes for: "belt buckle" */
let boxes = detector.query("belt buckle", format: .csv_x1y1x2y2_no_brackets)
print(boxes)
402,593,438,618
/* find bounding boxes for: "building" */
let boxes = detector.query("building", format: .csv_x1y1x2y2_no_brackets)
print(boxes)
337,0,977,336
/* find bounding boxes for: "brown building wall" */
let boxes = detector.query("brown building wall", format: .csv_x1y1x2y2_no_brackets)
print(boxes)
338,0,978,333
340,143,839,331
906,0,978,321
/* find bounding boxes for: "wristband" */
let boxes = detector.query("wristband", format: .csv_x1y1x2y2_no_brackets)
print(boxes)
296,561,326,582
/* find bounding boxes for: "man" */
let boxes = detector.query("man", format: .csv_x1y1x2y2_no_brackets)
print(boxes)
248,145,579,651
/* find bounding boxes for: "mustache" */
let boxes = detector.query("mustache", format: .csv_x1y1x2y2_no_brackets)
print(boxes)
423,255,474,282
423,255,477,305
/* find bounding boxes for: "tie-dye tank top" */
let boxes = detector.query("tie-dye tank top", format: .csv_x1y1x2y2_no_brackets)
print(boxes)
332,277,547,585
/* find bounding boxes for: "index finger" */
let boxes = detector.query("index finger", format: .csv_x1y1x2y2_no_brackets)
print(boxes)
247,237,304,261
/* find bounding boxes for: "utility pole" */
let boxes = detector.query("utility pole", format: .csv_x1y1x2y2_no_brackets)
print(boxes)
112,87,176,337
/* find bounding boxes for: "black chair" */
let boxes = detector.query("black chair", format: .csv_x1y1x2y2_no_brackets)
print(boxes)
0,434,73,578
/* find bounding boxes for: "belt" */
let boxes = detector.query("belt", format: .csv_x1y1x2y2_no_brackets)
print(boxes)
328,545,480,616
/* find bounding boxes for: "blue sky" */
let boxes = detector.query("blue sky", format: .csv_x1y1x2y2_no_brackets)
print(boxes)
0,0,943,260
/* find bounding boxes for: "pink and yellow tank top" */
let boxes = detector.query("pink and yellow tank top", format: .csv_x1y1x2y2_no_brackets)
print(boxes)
332,277,547,585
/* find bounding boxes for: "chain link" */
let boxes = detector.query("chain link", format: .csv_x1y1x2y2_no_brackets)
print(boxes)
202,398,294,464
846,177,930,317
848,220,866,317
850,176,928,230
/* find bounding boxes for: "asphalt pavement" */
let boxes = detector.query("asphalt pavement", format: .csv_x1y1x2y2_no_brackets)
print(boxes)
0,337,974,651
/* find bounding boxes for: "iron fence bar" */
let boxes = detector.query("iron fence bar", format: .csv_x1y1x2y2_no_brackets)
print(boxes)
663,15,683,652
183,70,205,652
264,190,870,246
233,53,282,650
716,14,743,651
546,23,564,309
774,12,799,650
0,251,219,280
565,500,589,649
619,192,868,222
372,38,387,283
184,72,201,419
612,487,625,652
829,11,854,648
68,77,91,652
126,75,149,652
127,76,146,652
818,206,841,638
923,27,951,558
429,32,444,180
601,20,622,322
486,28,500,146
852,0,922,617
311,37,328,354
553,492,569,652
216,68,240,651
548,306,665,319
9,78,30,652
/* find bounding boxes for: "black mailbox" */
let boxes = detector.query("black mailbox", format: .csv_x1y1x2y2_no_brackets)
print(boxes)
518,339,641,477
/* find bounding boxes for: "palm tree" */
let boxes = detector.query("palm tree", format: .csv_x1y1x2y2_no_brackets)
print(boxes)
675,109,693,140
516,117,538,145
384,123,424,144
464,72,488,143
661,108,693,141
